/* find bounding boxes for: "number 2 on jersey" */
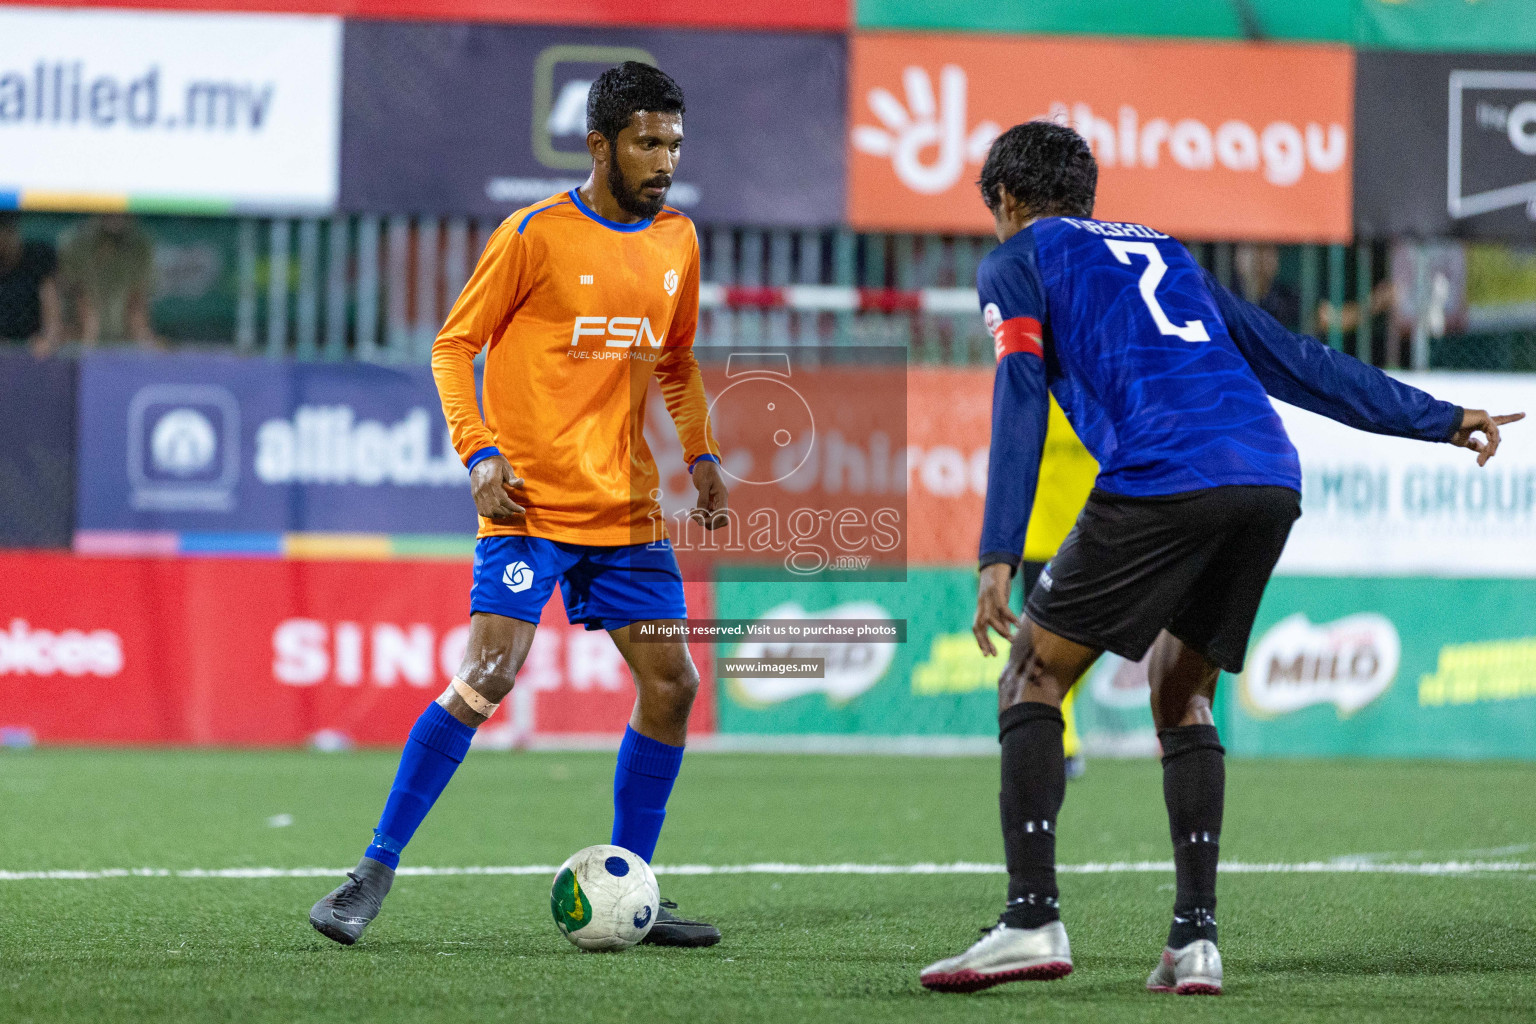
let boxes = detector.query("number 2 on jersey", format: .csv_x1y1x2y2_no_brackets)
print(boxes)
1104,240,1210,343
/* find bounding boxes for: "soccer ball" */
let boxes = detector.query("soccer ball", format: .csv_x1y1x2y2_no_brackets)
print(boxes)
550,845,660,951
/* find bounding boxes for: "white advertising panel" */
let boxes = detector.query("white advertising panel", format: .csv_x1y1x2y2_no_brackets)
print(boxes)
1276,373,1536,577
0,7,341,210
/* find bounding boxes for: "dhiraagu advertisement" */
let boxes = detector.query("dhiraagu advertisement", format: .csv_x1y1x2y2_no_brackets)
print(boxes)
1220,577,1536,759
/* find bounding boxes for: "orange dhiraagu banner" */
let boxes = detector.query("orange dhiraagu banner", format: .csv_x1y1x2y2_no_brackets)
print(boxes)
849,33,1355,242
906,367,992,566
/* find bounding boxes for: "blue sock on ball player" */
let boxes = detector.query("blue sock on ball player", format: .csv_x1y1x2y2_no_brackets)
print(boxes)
310,679,491,946
364,700,478,870
610,725,685,863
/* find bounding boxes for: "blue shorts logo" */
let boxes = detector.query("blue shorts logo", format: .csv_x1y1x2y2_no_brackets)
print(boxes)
503,560,534,593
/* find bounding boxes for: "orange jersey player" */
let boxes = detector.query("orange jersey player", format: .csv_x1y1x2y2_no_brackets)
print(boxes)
309,62,728,950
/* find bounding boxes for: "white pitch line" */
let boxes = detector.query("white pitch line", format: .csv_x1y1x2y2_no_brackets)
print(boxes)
1,861,1533,882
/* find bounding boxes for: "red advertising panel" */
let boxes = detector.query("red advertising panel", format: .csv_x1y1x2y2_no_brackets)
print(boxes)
850,33,1355,241
905,366,990,566
0,554,714,747
25,0,847,30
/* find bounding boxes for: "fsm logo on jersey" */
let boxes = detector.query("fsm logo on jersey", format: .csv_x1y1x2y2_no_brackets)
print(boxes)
126,383,241,512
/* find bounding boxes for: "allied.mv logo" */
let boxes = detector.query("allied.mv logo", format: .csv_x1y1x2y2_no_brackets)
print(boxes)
503,561,534,593
126,383,241,512
663,268,679,296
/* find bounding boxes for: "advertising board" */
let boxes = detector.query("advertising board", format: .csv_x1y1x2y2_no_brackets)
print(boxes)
1273,373,1536,577
0,553,714,746
1355,51,1536,240
27,0,847,31
712,571,990,738
0,353,74,549
340,22,845,225
1222,575,1536,759
0,8,341,212
75,353,477,536
849,33,1354,241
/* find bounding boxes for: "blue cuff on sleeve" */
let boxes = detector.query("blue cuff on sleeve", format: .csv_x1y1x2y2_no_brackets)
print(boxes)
688,453,720,475
466,446,501,474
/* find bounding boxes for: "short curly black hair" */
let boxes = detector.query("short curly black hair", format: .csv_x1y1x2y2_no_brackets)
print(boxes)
586,61,685,144
977,121,1097,220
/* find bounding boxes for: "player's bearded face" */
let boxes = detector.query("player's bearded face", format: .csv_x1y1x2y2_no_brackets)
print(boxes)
608,158,669,219
607,112,682,219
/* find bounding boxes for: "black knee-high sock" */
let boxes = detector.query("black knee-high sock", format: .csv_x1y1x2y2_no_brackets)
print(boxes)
1160,724,1225,948
999,701,1066,929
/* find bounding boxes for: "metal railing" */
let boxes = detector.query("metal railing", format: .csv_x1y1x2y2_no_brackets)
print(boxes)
232,215,1530,370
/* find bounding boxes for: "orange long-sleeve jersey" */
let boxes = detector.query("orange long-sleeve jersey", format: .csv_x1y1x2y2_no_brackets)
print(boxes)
432,190,717,545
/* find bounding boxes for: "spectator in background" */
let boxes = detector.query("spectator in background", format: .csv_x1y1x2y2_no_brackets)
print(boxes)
1233,242,1301,330
59,214,160,348
0,211,62,354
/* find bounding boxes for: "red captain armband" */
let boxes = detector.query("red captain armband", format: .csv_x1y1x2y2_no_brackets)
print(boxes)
990,315,1044,362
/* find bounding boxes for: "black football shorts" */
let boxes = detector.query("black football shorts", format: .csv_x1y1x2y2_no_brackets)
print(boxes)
1025,485,1301,674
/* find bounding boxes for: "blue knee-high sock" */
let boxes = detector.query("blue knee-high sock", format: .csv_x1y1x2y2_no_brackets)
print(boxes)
364,703,475,869
611,726,685,863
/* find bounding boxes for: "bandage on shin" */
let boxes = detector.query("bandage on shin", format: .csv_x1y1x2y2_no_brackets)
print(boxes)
446,677,501,719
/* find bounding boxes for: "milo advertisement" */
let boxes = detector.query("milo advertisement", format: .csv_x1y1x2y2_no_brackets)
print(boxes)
712,571,992,737
1220,577,1536,759
711,571,1158,750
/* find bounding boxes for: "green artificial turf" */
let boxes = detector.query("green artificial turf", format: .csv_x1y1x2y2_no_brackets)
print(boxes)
1,750,1533,1023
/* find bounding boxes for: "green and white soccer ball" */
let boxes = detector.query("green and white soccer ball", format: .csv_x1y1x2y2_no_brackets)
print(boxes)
550,844,660,951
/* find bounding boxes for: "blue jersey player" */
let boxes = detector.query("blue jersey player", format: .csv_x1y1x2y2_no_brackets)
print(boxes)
919,122,1523,996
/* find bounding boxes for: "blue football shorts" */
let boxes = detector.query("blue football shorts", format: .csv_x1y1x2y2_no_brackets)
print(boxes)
470,535,689,632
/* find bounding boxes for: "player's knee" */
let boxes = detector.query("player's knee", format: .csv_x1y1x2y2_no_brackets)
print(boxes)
997,637,1073,712
456,657,518,704
640,655,698,720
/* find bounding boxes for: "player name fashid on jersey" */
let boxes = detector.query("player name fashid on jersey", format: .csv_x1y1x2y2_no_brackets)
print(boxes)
1059,218,1169,239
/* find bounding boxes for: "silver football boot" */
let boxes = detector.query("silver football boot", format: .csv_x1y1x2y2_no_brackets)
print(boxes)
919,920,1073,993
309,856,395,946
1146,939,1223,995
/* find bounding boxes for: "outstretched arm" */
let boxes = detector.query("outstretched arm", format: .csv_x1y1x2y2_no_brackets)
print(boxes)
1202,269,1523,465
1201,267,1460,441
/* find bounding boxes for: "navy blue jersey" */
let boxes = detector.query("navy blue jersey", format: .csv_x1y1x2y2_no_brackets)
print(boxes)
978,216,1462,570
